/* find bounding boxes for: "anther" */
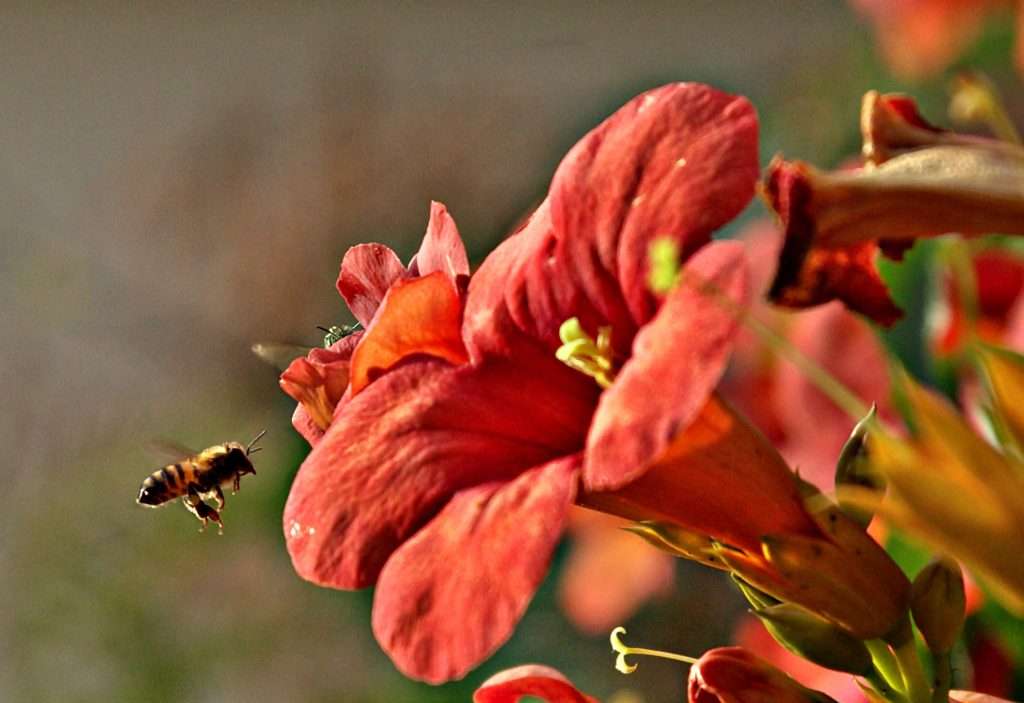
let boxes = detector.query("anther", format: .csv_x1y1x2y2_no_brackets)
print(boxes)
556,317,616,389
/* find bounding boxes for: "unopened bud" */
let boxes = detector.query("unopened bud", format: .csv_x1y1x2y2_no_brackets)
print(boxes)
835,405,884,528
753,603,873,676
688,647,837,703
911,559,966,653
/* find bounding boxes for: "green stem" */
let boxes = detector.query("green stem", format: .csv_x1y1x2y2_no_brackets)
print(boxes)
866,639,905,695
931,651,952,703
892,636,931,703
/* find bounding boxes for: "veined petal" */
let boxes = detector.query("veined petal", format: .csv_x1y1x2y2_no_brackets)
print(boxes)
551,83,758,329
336,243,408,327
349,271,469,394
283,354,594,590
465,83,758,359
409,200,471,285
372,456,579,684
474,665,599,703
584,241,748,491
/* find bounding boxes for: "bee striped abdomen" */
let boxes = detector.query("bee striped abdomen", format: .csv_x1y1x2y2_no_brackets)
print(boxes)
137,461,192,506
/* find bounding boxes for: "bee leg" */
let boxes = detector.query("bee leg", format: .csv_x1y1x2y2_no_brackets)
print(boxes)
185,486,224,534
232,474,240,494
211,485,225,511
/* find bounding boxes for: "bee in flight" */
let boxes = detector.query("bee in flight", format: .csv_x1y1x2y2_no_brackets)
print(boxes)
136,430,266,534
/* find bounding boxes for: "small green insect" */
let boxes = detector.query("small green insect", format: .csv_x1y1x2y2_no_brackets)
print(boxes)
317,323,362,347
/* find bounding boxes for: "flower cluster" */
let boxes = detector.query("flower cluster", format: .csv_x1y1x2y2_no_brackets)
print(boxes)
271,75,1024,702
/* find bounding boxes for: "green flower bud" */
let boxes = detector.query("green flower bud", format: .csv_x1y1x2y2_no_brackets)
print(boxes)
911,559,966,654
753,603,873,676
835,405,884,528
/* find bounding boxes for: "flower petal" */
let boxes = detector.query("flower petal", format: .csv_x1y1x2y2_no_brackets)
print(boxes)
283,353,595,590
474,665,599,703
281,334,363,445
583,394,818,556
551,83,758,328
336,243,408,327
372,455,579,684
584,240,748,491
409,201,471,285
465,83,758,359
689,647,831,703
349,271,469,394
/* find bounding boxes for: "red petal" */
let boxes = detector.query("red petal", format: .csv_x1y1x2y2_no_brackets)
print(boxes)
372,456,579,684
551,83,758,329
349,272,469,394
584,241,748,491
465,83,758,360
283,353,594,590
282,334,363,445
409,201,470,285
475,665,599,703
583,394,818,556
690,647,817,703
336,243,408,327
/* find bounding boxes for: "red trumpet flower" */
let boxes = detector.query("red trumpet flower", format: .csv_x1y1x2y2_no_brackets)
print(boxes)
280,82,760,683
280,83,904,684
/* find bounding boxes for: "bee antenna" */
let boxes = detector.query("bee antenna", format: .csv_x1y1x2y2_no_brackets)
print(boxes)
316,326,331,333
246,428,268,454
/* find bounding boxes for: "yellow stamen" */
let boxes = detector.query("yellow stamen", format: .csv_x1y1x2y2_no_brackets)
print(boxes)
610,626,698,675
557,317,616,389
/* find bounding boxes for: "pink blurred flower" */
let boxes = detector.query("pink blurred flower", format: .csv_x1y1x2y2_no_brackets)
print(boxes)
850,0,1022,80
720,220,894,492
557,508,674,635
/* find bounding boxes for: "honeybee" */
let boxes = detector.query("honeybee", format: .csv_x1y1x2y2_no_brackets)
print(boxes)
136,430,266,533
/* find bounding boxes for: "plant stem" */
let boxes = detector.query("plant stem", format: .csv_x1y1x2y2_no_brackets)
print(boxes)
892,636,931,703
931,651,952,703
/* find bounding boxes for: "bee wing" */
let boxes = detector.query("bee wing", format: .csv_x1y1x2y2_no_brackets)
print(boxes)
251,342,311,371
145,438,198,462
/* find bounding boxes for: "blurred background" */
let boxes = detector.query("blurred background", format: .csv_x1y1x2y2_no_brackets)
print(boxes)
3,3,1022,702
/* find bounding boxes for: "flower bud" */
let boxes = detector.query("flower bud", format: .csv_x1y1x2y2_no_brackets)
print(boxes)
911,559,966,653
834,405,884,528
753,603,873,675
688,647,837,703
